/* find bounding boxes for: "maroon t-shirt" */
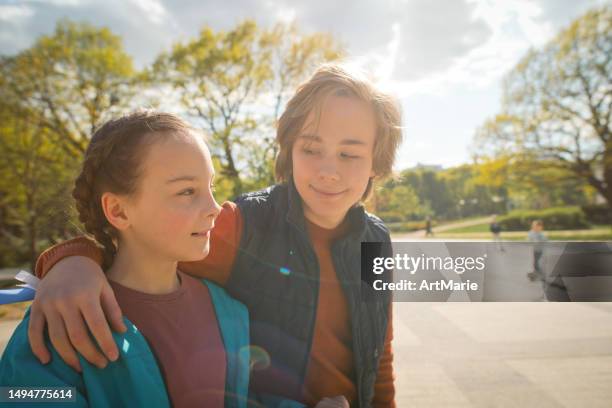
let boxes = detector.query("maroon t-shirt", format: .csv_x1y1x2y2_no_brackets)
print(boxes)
109,270,227,408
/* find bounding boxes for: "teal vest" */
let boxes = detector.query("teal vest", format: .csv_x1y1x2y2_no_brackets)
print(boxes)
0,280,249,408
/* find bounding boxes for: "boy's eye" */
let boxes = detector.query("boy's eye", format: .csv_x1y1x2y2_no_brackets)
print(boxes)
178,188,195,196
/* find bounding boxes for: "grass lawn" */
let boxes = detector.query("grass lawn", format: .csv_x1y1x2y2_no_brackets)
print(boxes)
436,227,612,241
439,223,492,233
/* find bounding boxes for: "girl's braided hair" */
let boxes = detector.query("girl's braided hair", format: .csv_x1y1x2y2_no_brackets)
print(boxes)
72,110,194,269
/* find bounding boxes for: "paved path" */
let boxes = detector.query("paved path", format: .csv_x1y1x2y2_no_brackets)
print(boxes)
393,302,612,407
389,234,612,406
2,303,610,407
1,238,611,406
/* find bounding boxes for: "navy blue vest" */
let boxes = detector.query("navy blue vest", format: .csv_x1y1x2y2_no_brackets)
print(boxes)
226,181,392,407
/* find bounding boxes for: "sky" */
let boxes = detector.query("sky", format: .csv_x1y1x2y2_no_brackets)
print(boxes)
0,0,607,170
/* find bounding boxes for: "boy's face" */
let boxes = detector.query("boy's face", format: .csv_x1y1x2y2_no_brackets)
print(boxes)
292,94,376,229
119,133,221,262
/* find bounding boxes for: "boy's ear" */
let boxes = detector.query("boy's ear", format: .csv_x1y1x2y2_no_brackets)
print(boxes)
101,192,130,231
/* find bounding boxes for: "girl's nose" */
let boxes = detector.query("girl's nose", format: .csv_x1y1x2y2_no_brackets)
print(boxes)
203,195,222,220
209,200,222,219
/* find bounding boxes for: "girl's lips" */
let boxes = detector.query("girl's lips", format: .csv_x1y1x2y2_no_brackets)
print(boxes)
191,229,211,237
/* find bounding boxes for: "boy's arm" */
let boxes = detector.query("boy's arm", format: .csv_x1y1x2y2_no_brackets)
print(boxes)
35,202,242,284
35,236,103,278
372,303,395,408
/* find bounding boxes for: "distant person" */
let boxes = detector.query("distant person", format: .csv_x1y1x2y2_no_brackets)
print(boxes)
489,215,504,251
425,215,434,237
527,220,547,281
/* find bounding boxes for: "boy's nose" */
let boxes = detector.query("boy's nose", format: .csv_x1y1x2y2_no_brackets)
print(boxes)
317,160,340,182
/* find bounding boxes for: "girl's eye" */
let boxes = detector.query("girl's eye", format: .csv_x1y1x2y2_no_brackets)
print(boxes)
340,152,360,159
303,146,320,155
178,188,195,196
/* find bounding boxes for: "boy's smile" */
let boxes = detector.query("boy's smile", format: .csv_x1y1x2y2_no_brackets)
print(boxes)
309,184,348,198
292,93,377,229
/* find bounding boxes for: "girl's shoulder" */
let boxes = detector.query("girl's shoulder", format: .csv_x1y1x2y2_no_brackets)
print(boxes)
0,308,85,392
0,308,171,406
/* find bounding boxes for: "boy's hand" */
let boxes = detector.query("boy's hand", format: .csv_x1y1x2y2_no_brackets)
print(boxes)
28,256,126,372
314,396,350,408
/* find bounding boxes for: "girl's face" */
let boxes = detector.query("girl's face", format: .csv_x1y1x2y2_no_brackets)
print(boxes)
292,94,376,229
118,133,220,262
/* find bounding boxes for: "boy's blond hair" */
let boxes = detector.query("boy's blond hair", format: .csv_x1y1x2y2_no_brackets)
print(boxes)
275,64,403,200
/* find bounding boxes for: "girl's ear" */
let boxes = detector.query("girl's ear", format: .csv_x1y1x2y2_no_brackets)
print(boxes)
101,192,130,231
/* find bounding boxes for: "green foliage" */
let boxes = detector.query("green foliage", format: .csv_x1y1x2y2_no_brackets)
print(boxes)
498,207,590,231
153,20,343,198
366,154,597,224
0,19,343,268
474,6,612,211
375,181,425,222
0,20,139,269
386,220,436,233
0,20,137,157
0,106,81,269
581,204,612,225
379,166,509,221
473,154,595,210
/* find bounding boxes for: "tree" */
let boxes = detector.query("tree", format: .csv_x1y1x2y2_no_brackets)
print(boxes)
153,20,342,199
0,20,138,269
375,181,425,222
473,155,594,210
262,23,343,183
474,7,612,210
0,104,79,269
398,168,454,218
0,20,137,159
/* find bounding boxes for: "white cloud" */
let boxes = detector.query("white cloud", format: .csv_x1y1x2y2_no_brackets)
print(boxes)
27,0,88,5
371,0,563,98
0,5,35,22
0,0,602,168
274,6,296,24
127,0,168,25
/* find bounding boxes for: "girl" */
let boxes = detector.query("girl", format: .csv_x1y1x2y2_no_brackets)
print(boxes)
28,64,402,407
0,111,250,407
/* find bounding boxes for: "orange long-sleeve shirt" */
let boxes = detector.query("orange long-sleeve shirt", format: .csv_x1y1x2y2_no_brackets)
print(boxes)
36,201,395,407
